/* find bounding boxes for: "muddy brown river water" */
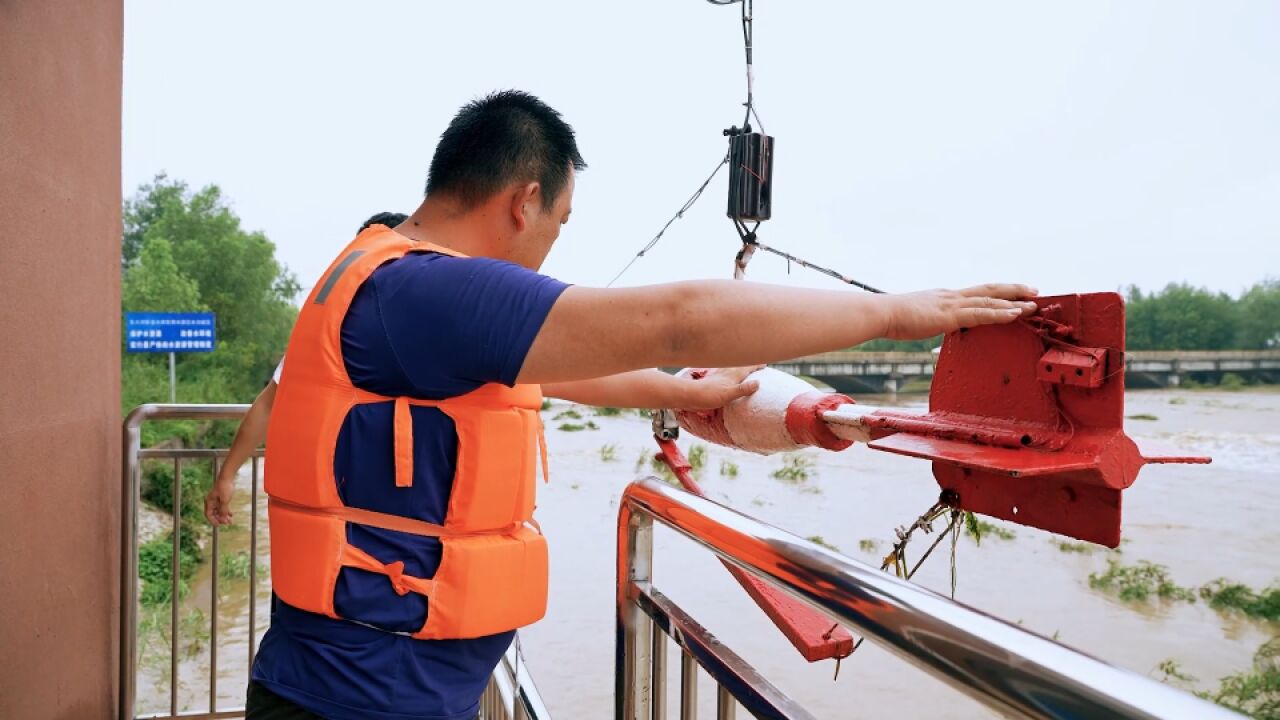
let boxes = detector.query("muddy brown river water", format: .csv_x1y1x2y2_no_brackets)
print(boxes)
138,389,1279,718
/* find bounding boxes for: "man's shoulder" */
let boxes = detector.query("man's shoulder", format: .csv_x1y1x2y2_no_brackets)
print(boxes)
369,252,564,306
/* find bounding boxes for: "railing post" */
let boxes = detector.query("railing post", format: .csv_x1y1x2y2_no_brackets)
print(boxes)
679,651,697,720
616,501,654,720
651,622,667,720
120,410,143,720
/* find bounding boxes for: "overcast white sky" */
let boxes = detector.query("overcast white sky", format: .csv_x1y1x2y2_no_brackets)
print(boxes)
123,1,1279,298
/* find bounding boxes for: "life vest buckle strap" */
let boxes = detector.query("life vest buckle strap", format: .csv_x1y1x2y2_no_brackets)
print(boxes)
394,396,414,488
536,414,550,484
341,545,436,598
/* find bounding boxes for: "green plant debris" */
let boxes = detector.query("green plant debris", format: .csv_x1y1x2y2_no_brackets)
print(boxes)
771,454,815,484
807,535,840,552
1088,560,1195,603
593,406,624,417
1198,580,1280,621
557,421,599,432
1126,413,1160,421
719,460,739,478
219,550,256,581
858,539,880,553
964,513,1016,545
1169,397,1188,405
553,409,582,421
570,483,580,490
1154,659,1198,687
540,399,552,411
599,443,619,462
1199,637,1280,718
1053,540,1096,554
687,444,707,472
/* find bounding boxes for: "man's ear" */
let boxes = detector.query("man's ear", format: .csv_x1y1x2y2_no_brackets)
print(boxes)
509,182,541,233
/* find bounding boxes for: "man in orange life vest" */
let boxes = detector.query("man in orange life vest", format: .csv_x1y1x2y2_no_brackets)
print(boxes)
249,90,1038,719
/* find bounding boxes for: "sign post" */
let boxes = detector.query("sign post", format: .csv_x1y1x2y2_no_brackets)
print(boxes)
124,312,217,402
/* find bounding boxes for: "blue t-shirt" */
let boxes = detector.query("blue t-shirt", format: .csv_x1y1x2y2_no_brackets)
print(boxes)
252,252,569,720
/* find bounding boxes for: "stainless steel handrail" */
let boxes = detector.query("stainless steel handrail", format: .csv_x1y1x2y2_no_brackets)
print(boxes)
616,478,1243,719
122,404,551,720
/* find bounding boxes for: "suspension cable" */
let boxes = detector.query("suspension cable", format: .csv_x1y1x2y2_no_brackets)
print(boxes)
605,153,730,288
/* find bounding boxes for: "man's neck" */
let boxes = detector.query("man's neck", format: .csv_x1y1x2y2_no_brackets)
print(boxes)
395,196,504,261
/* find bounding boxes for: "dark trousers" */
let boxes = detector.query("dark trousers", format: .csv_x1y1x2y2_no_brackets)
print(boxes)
245,679,480,720
245,681,322,719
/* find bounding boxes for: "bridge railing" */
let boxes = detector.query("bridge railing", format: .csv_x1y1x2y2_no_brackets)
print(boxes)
616,478,1240,719
121,404,549,720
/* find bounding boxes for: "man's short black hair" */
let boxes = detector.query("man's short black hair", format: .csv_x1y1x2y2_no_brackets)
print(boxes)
359,212,407,233
425,90,586,211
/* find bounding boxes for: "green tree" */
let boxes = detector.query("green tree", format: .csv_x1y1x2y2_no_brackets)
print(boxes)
1238,279,1280,349
1124,283,1240,351
122,235,206,313
123,175,186,269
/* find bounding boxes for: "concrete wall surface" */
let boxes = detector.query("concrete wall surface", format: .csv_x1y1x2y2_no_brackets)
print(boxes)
0,1,124,717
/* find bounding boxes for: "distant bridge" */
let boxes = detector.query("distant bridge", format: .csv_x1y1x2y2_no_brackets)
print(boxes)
771,350,1280,394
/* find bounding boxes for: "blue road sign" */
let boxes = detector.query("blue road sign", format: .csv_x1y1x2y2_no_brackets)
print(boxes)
125,312,217,353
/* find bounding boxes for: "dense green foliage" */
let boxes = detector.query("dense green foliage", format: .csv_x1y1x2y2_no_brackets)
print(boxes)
851,280,1280,352
138,530,203,606
1125,282,1278,351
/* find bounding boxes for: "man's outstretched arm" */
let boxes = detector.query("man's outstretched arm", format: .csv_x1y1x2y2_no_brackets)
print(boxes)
543,367,761,410
518,280,1037,385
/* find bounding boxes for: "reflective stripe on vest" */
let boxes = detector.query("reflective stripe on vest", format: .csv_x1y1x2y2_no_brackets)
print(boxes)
264,225,550,640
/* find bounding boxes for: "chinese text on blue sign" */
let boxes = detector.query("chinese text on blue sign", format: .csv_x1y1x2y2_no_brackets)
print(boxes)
125,312,217,353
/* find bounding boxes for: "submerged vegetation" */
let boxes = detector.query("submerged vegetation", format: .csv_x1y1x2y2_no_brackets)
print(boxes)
1088,560,1195,603
1201,637,1280,718
1052,540,1097,554
687,444,707,473
770,454,815,484
806,536,840,552
219,550,263,582
1199,580,1280,622
1086,557,1279,623
964,513,1016,545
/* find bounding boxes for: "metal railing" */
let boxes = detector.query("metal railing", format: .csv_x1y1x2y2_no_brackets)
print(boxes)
615,478,1243,719
121,404,550,720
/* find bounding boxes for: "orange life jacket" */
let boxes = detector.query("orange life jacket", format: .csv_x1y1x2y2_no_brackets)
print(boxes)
264,226,549,640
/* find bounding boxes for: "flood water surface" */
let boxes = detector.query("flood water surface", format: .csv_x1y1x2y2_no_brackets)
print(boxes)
141,390,1279,718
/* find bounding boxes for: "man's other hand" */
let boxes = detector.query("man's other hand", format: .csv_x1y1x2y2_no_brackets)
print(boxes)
204,478,234,526
885,284,1039,340
675,366,764,410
